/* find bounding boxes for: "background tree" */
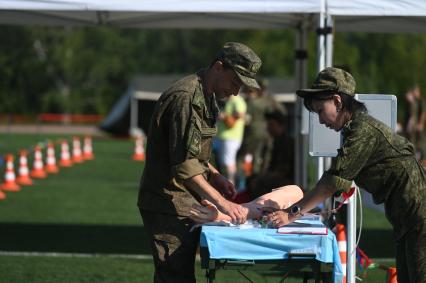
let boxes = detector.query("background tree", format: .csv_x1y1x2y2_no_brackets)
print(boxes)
0,26,425,118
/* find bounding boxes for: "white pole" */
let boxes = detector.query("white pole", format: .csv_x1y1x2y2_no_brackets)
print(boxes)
317,0,326,72
295,18,309,189
130,91,138,136
324,11,334,224
316,0,326,182
325,15,334,68
324,9,357,282
347,184,357,283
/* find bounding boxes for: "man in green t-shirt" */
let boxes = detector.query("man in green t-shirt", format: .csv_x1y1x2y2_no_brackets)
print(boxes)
215,94,247,184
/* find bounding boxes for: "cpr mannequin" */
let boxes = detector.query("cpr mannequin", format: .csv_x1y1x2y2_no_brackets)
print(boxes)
190,185,303,224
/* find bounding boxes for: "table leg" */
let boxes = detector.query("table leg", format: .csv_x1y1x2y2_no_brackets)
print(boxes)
206,269,215,283
315,271,321,283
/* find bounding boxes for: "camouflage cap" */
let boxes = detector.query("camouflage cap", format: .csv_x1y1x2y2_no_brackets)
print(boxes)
296,67,356,97
217,42,262,89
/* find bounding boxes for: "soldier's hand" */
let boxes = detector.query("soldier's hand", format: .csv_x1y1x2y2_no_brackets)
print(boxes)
219,200,247,224
209,173,237,200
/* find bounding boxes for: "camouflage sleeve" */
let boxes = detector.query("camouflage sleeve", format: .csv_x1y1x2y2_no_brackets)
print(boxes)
319,120,378,192
167,92,205,181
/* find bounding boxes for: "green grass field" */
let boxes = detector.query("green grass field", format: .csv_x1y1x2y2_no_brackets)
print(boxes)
0,133,395,282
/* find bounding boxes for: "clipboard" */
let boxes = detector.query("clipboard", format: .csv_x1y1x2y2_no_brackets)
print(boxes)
277,222,328,235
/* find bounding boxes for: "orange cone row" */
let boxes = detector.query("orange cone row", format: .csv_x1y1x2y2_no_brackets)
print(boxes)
132,136,145,161
0,136,95,200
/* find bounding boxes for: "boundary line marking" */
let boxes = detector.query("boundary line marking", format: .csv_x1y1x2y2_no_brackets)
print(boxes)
0,251,153,260
0,251,393,263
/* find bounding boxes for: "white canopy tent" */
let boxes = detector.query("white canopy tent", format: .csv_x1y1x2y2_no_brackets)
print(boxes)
1,2,426,282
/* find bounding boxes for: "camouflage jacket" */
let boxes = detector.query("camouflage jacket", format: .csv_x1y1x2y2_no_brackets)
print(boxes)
138,70,219,216
244,95,285,142
319,110,426,240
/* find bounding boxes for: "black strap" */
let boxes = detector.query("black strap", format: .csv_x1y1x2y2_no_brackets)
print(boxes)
316,26,333,35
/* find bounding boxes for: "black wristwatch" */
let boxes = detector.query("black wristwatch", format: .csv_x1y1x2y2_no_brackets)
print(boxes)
289,205,304,217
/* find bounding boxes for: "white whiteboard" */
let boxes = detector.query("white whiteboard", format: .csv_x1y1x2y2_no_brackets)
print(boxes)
309,94,397,157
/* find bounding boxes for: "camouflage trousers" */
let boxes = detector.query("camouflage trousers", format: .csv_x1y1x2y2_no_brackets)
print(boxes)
396,218,426,283
139,209,200,283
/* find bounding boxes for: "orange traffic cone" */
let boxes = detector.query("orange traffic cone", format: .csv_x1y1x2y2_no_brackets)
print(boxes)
83,136,94,160
30,146,47,179
59,140,73,167
242,153,253,176
334,223,347,283
1,154,21,192
132,136,145,161
16,150,33,186
387,267,398,283
72,137,84,163
45,142,59,174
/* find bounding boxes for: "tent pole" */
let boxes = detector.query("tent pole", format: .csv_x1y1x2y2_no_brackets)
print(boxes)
130,90,138,137
325,15,334,68
347,184,357,283
324,12,334,216
316,0,326,183
324,9,356,283
294,18,308,189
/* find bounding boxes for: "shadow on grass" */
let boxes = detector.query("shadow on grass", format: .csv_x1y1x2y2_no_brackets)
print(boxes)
0,223,151,254
358,229,395,258
0,224,396,259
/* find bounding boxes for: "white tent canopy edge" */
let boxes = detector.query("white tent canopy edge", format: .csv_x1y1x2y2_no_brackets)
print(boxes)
0,0,319,28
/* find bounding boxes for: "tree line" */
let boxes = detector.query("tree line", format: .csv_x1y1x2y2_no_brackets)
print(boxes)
1,25,426,118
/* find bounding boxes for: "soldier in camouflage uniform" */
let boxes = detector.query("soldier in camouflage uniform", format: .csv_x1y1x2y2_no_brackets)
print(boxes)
138,42,261,283
238,80,287,175
264,67,426,283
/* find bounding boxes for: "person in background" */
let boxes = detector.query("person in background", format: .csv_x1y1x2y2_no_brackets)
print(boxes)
264,67,426,283
138,42,261,283
246,109,295,200
238,79,287,177
403,85,426,161
214,93,247,185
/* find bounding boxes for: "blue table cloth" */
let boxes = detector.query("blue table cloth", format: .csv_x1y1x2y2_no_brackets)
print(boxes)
200,221,343,283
